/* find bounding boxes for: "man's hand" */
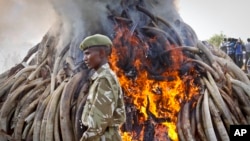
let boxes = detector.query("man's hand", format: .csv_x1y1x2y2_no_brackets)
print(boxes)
80,133,88,141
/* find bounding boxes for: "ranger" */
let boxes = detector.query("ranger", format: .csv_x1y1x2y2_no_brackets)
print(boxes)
79,34,126,141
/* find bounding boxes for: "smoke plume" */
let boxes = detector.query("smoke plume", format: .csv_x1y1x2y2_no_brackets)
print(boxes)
0,0,193,72
0,0,56,73
49,0,185,63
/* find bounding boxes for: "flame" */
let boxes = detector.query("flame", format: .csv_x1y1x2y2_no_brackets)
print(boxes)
110,25,199,141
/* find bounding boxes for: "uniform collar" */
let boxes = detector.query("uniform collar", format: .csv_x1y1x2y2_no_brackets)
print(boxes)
90,63,110,81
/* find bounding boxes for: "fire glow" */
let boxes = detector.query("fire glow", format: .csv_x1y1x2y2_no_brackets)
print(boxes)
110,25,199,141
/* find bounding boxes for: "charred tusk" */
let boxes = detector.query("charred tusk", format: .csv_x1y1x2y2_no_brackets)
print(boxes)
181,102,195,141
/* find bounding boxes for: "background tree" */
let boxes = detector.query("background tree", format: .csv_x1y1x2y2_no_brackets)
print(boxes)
207,32,226,47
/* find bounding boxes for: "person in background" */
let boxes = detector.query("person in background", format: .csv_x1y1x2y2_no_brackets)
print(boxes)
245,38,250,69
219,38,228,53
234,38,244,68
79,34,126,141
227,38,236,62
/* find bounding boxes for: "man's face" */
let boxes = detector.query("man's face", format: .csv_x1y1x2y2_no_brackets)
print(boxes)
83,47,102,70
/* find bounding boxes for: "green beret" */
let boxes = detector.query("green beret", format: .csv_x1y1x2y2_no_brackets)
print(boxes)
79,34,113,50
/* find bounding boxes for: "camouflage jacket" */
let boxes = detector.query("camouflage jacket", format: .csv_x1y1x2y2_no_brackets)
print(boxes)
81,63,126,141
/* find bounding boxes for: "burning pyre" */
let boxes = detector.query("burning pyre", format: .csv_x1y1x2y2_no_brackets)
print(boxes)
110,24,200,141
0,0,250,141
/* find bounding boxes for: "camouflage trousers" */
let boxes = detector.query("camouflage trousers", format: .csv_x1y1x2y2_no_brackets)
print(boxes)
100,127,122,141
82,127,122,141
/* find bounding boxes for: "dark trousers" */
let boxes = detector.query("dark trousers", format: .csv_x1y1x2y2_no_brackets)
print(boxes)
228,53,235,63
245,52,250,67
235,54,243,68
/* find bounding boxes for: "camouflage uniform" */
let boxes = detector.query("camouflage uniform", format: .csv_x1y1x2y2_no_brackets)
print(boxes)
81,63,126,141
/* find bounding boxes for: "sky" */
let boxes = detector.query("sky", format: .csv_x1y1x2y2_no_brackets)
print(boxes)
178,0,250,41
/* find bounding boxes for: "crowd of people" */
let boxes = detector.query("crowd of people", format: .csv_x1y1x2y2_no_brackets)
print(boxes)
220,38,250,72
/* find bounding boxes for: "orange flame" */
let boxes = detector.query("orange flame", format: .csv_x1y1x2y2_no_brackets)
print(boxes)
110,25,199,141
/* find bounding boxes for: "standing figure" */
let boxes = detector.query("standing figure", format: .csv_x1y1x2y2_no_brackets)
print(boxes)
245,38,250,69
79,34,126,141
219,38,228,53
226,38,236,62
234,39,243,68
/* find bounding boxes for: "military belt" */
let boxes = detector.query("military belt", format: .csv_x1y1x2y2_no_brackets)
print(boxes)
106,126,118,131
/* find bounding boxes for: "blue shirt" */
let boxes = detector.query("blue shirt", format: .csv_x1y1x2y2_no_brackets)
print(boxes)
235,43,243,55
227,42,235,54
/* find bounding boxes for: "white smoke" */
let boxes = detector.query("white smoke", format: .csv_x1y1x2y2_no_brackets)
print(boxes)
50,0,120,63
49,0,184,63
0,0,189,73
0,0,119,72
0,0,56,73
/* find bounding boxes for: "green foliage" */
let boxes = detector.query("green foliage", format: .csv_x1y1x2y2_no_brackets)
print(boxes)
207,33,226,48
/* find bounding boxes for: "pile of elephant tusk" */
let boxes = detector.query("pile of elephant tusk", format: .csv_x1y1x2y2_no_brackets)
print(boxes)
177,42,250,141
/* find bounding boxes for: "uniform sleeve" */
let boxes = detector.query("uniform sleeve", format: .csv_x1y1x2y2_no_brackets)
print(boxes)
81,78,116,141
